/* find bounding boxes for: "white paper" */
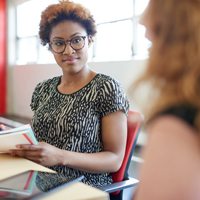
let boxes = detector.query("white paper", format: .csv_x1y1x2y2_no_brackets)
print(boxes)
0,124,38,153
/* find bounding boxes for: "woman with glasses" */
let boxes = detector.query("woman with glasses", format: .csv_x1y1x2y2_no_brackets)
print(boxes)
133,0,200,199
9,0,129,188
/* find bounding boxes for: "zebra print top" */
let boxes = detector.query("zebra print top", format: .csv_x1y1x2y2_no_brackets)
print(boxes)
30,73,129,188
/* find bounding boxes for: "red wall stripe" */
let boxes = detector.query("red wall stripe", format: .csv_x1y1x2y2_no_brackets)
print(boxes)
0,0,6,115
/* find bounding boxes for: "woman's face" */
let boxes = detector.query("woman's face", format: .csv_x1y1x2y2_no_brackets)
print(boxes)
49,20,91,74
140,2,155,41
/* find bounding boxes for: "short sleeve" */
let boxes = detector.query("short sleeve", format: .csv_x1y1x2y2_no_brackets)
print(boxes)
98,77,129,117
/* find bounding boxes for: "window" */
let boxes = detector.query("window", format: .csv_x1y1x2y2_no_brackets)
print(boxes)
16,0,57,64
14,0,150,64
95,20,133,61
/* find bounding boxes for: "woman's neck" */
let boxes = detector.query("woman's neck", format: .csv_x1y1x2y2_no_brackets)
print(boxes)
58,68,96,94
61,67,94,85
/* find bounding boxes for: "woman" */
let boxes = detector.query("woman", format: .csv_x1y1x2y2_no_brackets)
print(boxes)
9,0,129,188
133,0,200,199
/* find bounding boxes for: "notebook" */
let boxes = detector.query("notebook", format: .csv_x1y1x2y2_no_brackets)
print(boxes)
0,124,38,153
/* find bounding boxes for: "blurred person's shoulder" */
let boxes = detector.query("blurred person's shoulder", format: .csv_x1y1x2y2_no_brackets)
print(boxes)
148,105,198,133
146,107,200,156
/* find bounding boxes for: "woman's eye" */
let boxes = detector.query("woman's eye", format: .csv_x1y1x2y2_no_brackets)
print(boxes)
54,41,65,46
71,37,81,44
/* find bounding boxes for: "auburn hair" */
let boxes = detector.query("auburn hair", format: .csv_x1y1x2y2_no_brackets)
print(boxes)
39,0,97,46
134,0,200,130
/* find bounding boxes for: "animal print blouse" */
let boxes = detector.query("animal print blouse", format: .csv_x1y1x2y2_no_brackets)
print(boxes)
30,73,129,188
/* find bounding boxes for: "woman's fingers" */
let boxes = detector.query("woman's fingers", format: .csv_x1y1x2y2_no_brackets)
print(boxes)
0,124,6,131
15,144,41,150
9,142,60,166
10,150,44,164
9,144,42,158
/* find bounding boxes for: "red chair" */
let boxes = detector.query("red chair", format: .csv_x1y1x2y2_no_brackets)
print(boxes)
100,110,143,199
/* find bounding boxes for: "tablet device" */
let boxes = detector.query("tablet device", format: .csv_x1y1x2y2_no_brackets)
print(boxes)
0,170,84,199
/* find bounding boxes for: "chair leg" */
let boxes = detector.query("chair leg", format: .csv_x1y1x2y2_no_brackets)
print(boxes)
110,191,123,200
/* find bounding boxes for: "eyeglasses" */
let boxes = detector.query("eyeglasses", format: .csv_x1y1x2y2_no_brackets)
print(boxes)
49,36,87,54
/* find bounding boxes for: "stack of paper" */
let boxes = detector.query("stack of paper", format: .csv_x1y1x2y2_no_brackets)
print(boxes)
0,154,55,181
0,124,38,153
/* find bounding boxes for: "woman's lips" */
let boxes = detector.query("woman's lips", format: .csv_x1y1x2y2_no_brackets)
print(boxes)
62,57,77,63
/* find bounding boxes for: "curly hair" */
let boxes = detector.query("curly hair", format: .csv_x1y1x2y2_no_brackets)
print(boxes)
39,0,97,46
134,0,200,130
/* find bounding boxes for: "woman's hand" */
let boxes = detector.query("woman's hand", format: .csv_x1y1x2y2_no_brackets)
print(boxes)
0,124,6,131
9,142,63,167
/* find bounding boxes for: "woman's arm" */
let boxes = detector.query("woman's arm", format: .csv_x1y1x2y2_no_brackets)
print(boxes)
62,110,127,173
134,116,200,200
10,111,127,173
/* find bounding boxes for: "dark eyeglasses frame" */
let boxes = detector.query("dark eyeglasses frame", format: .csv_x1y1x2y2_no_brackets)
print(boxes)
49,36,87,54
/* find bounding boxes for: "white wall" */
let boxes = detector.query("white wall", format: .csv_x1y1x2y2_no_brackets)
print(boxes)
7,59,147,118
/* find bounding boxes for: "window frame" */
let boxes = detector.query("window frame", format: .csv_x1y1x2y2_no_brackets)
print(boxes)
11,0,149,64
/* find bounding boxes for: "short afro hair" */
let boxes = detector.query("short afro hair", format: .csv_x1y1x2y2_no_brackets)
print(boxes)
39,0,97,46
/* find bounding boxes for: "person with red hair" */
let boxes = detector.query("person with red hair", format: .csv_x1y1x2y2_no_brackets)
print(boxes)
133,0,200,199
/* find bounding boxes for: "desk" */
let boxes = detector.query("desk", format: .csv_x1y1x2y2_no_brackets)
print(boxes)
0,154,109,200
39,182,109,200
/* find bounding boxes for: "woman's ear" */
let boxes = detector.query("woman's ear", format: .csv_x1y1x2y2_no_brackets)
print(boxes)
48,43,52,52
88,35,93,47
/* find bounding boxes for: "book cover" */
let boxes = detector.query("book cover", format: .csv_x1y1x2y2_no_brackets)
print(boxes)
0,124,38,153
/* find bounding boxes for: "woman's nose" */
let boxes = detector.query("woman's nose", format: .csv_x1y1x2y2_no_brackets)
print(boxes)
62,43,75,55
139,5,149,27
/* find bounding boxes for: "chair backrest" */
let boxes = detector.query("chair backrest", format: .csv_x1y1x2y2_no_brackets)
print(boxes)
111,110,143,183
